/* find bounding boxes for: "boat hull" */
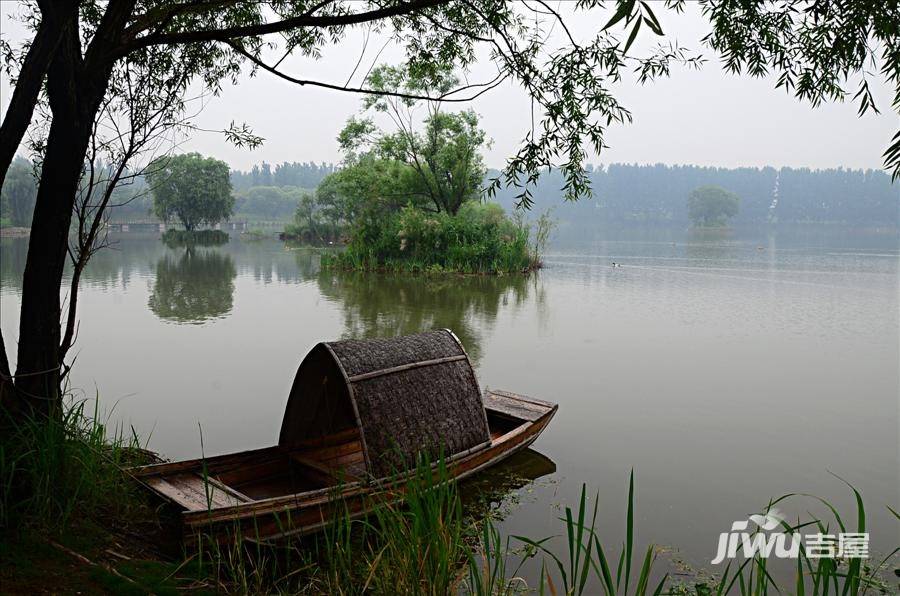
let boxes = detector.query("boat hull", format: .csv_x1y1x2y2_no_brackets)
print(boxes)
132,390,557,544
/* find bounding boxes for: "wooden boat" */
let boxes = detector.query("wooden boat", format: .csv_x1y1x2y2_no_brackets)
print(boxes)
131,330,557,543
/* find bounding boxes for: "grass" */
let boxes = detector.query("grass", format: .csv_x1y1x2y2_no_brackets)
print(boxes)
179,465,900,595
180,462,667,595
322,202,554,274
0,397,209,593
0,397,153,531
2,402,897,594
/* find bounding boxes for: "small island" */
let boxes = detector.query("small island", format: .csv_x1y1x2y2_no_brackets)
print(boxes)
283,65,552,274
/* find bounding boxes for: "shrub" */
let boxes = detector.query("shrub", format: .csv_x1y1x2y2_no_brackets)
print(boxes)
325,202,543,274
160,229,229,247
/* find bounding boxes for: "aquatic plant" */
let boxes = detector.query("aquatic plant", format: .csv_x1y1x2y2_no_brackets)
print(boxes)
323,203,546,275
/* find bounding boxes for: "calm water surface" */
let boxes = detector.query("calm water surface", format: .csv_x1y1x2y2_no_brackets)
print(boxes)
1,226,897,583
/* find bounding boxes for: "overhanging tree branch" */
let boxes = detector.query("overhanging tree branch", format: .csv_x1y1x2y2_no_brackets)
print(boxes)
119,0,448,55
225,40,508,102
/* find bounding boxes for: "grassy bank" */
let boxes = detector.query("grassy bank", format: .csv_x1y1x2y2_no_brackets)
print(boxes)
2,403,896,594
323,203,553,274
0,401,193,593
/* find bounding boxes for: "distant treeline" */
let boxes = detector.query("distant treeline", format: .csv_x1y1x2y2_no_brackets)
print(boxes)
488,164,897,227
2,159,895,227
104,161,339,221
230,161,336,191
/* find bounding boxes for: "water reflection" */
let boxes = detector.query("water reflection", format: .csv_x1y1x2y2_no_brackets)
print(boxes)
243,245,321,284
461,448,556,512
317,269,543,364
0,228,897,579
148,248,237,324
0,238,27,292
683,228,741,261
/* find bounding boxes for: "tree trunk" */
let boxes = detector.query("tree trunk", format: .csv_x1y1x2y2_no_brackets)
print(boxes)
12,21,115,420
0,0,78,192
0,330,14,417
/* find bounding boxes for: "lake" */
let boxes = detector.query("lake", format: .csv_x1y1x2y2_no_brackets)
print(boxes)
1,225,897,586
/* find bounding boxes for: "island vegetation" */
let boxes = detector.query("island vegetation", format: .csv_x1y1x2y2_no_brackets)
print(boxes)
687,185,741,228
161,228,230,247
279,65,554,273
1,0,898,593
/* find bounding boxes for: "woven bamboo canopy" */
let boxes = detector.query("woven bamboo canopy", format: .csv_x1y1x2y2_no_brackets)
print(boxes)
279,330,491,477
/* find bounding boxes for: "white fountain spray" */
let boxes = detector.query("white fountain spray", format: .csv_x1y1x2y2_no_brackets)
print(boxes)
767,170,780,223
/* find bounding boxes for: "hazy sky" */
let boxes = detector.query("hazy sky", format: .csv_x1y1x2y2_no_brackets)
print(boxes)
1,2,895,173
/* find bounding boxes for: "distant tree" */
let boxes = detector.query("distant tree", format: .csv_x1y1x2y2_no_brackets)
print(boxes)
688,186,740,227
259,162,273,186
231,162,337,191
0,157,37,226
148,154,234,232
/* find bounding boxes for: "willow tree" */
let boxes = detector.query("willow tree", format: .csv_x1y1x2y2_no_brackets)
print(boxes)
338,65,489,215
148,153,234,231
0,0,897,422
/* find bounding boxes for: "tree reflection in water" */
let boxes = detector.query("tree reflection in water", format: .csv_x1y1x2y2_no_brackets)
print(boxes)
317,268,544,364
148,247,237,324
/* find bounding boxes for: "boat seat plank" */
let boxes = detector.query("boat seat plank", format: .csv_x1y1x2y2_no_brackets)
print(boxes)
146,473,247,511
483,391,550,422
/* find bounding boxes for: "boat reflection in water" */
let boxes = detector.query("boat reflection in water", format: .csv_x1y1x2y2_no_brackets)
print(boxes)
459,447,557,517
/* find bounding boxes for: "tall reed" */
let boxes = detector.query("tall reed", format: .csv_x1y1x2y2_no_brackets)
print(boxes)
0,396,152,533
706,478,898,596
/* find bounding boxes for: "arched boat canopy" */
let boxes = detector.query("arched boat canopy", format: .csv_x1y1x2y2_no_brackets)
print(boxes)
279,330,491,477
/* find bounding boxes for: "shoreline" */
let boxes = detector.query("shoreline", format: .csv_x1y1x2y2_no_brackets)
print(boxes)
0,227,30,238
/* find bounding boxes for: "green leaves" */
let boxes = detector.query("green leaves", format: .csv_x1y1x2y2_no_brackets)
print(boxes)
603,0,636,32
699,0,900,179
884,131,900,182
602,0,664,53
146,153,234,231
341,66,488,216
